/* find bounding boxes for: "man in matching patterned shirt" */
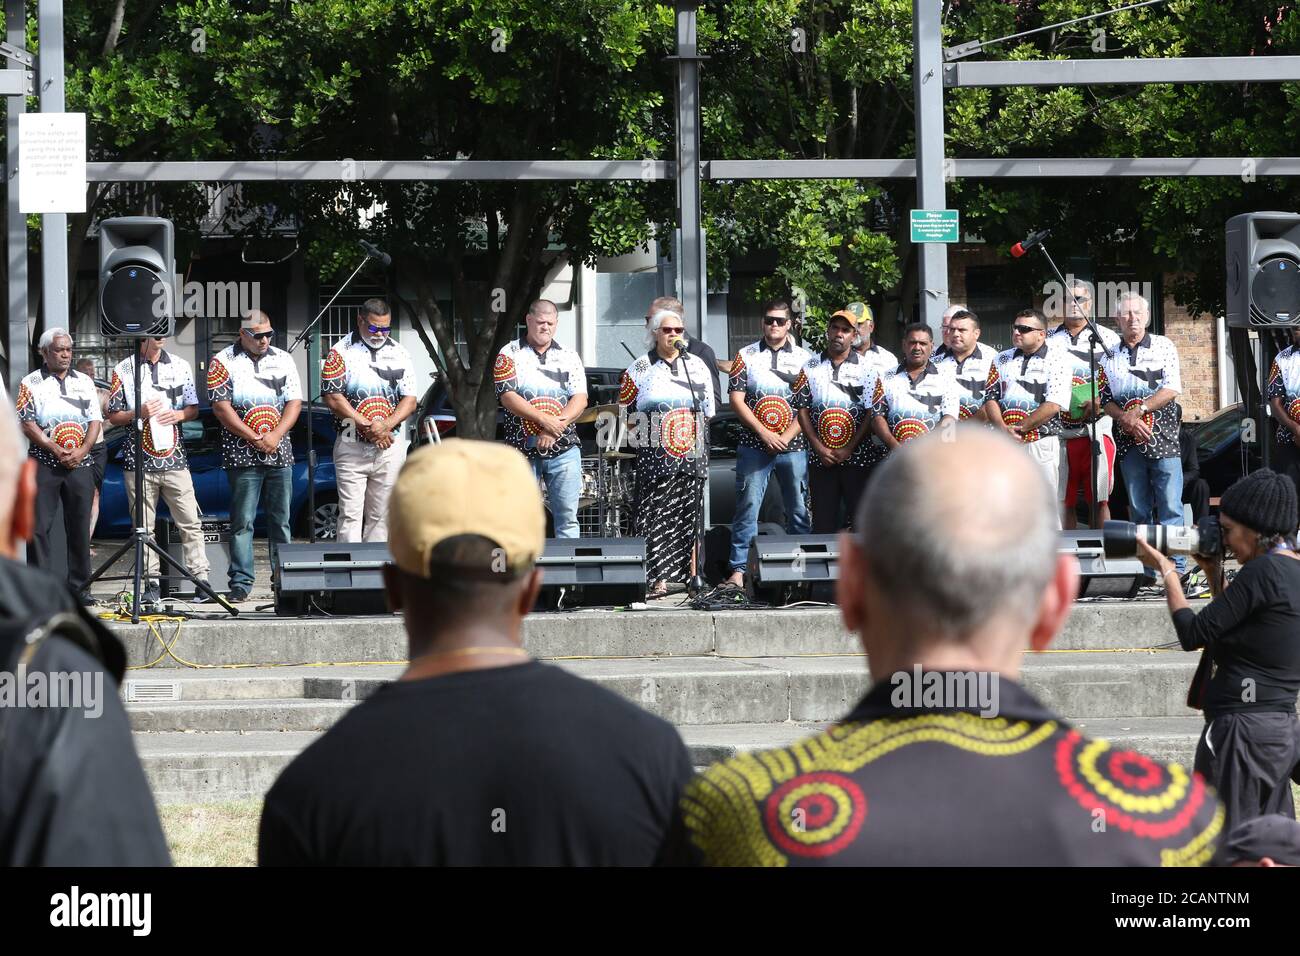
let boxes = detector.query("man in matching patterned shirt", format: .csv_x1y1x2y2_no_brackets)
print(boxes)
106,335,210,607
872,323,961,453
791,310,878,533
15,328,103,601
494,299,589,538
1099,292,1186,578
931,309,997,423
208,311,303,602
983,309,1074,528
321,299,418,543
725,298,813,587
1266,326,1300,507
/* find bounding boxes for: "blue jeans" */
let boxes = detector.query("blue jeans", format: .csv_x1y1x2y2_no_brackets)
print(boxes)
1121,450,1186,575
228,465,293,592
534,446,582,538
729,445,811,572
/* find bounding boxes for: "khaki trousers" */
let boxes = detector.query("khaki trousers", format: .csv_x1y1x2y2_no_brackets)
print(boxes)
334,434,407,542
124,468,210,579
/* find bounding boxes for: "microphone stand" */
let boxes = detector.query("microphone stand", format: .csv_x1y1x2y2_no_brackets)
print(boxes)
287,251,382,550
675,341,709,596
1031,242,1111,530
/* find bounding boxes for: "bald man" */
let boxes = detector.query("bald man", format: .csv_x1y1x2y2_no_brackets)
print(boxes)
669,427,1224,865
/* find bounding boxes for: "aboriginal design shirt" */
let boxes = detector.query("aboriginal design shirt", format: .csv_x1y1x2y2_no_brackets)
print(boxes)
1047,322,1121,438
872,362,960,445
984,343,1073,443
207,342,303,468
620,350,716,480
1267,345,1300,447
790,351,879,468
320,332,417,441
854,341,898,378
728,339,812,453
15,366,102,470
494,337,587,460
1099,333,1182,460
668,677,1224,866
106,350,199,473
932,342,999,421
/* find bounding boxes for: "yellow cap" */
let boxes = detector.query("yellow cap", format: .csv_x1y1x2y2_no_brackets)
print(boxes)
387,439,545,579
831,301,873,326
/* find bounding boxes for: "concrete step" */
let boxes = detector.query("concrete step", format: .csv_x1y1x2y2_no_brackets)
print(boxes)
106,600,1187,667
129,698,354,733
134,715,1208,806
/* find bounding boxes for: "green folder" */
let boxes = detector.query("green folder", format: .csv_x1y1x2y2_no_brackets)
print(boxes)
1068,379,1099,419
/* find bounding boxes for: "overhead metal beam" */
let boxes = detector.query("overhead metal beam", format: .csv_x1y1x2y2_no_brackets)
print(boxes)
945,55,1300,88
708,159,918,179
953,157,1300,177
0,68,26,95
85,160,675,182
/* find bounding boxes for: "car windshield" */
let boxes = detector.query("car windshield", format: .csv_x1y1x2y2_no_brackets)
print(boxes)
1194,404,1244,455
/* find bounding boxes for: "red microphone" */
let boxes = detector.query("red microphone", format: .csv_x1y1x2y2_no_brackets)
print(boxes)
1010,228,1051,258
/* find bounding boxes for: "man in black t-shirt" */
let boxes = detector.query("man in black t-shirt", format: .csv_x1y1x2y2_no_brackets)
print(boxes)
258,439,695,865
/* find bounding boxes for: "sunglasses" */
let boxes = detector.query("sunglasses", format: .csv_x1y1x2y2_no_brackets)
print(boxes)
366,324,392,335
659,326,685,335
763,315,791,325
1012,324,1044,335
243,329,275,341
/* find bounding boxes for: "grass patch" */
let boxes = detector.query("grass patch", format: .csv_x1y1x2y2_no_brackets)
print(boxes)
159,801,261,867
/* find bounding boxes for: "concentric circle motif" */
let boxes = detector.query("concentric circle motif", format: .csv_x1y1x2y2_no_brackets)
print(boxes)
891,417,929,443
322,350,346,382
1001,407,1040,443
357,395,394,424
958,402,976,421
493,353,516,384
1289,397,1300,425
14,382,31,413
1123,398,1156,444
522,396,564,436
754,395,793,434
207,359,229,391
764,771,867,858
817,407,854,450
52,421,86,451
242,404,281,436
1061,373,1089,425
618,371,638,406
108,372,125,401
1055,730,1206,839
660,407,698,458
142,421,176,460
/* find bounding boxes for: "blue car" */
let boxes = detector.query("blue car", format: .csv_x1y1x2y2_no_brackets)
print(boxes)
98,405,341,540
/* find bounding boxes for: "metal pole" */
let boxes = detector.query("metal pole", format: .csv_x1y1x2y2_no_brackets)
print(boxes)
5,0,26,385
912,0,949,329
673,1,705,344
37,0,67,338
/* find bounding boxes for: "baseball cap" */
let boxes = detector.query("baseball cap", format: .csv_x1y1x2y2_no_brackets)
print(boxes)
831,302,873,326
1212,814,1300,866
387,439,545,579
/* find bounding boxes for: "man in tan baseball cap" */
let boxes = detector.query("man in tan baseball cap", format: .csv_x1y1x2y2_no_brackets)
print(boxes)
259,438,695,866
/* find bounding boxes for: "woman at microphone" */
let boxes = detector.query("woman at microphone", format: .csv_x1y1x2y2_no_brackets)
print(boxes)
619,309,716,598
1135,469,1300,828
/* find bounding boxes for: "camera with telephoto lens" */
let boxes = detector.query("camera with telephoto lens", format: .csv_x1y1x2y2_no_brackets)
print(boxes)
1102,517,1223,560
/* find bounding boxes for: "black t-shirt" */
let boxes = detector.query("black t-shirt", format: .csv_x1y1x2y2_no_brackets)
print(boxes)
685,337,722,405
1173,552,1300,716
258,660,695,865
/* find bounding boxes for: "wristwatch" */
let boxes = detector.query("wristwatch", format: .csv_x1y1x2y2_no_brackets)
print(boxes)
1138,401,1149,415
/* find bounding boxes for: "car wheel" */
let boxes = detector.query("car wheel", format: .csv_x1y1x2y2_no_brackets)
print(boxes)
311,496,339,542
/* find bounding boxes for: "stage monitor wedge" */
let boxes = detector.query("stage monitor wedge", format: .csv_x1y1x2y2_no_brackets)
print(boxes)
1060,530,1146,600
535,537,647,609
1226,212,1300,328
98,216,175,338
747,534,840,604
272,541,391,616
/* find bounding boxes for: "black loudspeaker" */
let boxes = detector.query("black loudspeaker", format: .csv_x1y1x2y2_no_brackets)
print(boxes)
747,534,840,604
1059,530,1146,599
271,541,391,616
535,537,647,608
1226,212,1300,328
98,216,175,338
156,517,230,597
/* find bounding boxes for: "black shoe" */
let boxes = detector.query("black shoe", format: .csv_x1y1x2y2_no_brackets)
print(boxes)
77,590,97,607
191,580,216,604
227,587,249,604
140,581,161,611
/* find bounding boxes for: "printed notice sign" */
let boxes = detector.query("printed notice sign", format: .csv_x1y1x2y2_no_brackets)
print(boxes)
19,113,87,214
909,209,959,244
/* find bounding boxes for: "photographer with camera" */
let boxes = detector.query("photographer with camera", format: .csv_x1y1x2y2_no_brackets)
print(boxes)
1132,469,1300,828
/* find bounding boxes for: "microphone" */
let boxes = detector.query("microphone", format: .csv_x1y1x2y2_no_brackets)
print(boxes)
359,240,392,267
1009,229,1051,259
673,338,688,353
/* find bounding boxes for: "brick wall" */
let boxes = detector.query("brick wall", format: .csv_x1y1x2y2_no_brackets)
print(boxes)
1160,289,1218,422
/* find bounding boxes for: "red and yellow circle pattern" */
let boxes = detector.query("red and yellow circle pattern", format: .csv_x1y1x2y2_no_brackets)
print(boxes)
242,404,281,436
660,407,698,458
207,358,230,391
142,421,177,459
891,417,930,443
52,421,86,451
522,395,564,436
1123,398,1156,444
1001,407,1040,443
817,407,854,450
764,772,867,858
1061,373,1089,425
618,370,638,406
322,349,346,382
1289,397,1300,424
14,382,32,413
754,395,793,434
493,353,516,385
357,395,394,424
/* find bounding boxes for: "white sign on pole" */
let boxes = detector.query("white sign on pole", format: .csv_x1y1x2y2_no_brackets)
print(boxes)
19,113,87,214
